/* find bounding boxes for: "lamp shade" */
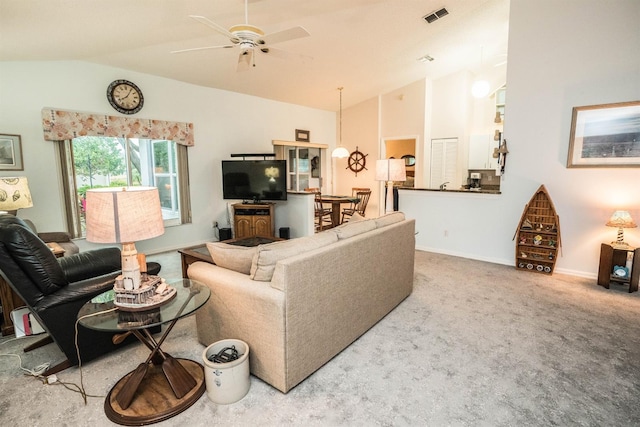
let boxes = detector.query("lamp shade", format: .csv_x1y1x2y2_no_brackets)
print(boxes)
332,146,349,158
375,159,406,182
86,187,165,243
606,210,637,228
0,177,33,212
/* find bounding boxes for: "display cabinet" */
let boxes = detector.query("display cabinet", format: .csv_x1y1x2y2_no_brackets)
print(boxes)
515,185,561,275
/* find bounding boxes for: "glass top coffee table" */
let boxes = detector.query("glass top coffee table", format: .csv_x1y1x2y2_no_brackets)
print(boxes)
78,278,210,426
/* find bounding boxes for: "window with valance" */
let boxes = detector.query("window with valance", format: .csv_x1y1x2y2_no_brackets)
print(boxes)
42,109,193,238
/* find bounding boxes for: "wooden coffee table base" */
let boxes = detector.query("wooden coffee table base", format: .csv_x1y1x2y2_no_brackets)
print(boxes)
104,359,205,426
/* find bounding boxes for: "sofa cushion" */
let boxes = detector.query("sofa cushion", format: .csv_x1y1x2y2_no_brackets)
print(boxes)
374,212,406,228
349,211,366,222
250,232,338,281
332,218,376,240
207,242,257,275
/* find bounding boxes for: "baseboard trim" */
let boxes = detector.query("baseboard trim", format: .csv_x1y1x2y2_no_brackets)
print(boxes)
415,245,597,280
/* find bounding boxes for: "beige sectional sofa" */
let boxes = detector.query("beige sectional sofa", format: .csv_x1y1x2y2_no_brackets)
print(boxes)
188,212,415,393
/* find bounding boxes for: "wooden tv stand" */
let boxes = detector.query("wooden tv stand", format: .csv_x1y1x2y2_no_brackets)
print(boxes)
232,203,275,239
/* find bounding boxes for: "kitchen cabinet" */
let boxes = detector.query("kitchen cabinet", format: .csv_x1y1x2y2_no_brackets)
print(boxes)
469,134,498,169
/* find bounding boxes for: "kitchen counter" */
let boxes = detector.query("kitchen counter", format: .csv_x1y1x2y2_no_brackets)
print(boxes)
399,187,501,195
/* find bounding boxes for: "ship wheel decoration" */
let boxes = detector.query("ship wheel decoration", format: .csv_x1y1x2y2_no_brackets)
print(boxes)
347,146,368,176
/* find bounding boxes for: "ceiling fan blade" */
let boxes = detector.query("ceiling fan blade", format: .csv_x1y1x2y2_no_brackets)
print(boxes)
259,26,310,45
237,49,253,71
260,46,313,64
189,15,236,40
171,45,234,54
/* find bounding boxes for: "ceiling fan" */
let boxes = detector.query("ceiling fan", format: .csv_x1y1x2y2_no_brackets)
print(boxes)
171,0,311,70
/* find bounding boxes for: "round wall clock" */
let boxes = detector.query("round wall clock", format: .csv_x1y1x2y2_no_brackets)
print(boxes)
107,79,144,115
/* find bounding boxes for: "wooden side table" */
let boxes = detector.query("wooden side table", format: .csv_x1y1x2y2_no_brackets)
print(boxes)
78,279,211,425
178,244,213,278
597,243,640,293
0,276,26,335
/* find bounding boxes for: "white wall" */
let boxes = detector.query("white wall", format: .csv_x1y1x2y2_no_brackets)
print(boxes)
401,0,640,277
0,61,334,254
333,95,381,215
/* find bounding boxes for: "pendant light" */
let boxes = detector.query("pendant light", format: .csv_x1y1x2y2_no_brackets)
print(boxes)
471,46,490,98
332,87,349,158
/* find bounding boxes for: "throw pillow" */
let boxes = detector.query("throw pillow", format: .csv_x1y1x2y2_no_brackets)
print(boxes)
349,211,366,222
374,212,406,228
332,218,376,240
250,231,338,281
206,242,257,275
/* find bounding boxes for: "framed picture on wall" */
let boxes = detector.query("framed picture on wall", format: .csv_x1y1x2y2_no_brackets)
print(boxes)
295,129,310,142
0,134,24,171
567,101,640,168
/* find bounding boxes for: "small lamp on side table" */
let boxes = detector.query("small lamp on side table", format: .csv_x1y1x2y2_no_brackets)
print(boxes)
376,159,406,214
0,176,33,215
85,187,165,290
606,210,637,249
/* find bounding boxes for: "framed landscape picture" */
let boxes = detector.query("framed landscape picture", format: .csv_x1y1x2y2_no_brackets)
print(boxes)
0,134,24,171
567,101,640,168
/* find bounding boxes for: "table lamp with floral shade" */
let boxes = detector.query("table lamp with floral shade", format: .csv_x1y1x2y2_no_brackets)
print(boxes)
0,176,33,215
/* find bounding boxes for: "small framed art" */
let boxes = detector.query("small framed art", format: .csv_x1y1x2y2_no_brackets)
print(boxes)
567,101,640,168
0,134,24,171
295,129,310,142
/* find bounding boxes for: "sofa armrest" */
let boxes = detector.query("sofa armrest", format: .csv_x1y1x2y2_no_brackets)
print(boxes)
38,231,72,243
187,261,288,391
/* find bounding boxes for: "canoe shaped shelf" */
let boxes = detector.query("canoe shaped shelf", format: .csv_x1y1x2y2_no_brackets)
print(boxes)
514,185,562,274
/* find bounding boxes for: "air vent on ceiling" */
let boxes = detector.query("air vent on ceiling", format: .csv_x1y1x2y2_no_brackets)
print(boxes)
423,7,449,24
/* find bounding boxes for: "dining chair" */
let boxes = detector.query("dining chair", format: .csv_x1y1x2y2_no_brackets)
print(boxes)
341,188,372,223
305,188,333,231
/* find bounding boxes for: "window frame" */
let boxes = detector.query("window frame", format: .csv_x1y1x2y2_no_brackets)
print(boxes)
57,138,191,239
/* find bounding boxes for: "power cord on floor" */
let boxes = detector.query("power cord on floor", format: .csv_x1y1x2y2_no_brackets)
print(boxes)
73,307,118,404
1,306,119,405
0,336,52,376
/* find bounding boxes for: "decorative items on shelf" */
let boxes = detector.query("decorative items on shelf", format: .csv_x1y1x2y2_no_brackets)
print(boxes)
497,139,508,175
514,185,562,275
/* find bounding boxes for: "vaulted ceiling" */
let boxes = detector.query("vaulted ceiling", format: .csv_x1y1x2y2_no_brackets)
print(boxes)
0,0,509,111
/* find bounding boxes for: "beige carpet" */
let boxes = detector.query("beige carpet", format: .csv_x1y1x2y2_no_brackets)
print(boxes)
1,250,640,426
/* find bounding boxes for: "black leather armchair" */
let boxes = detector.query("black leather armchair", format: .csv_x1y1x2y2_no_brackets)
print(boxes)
0,215,161,375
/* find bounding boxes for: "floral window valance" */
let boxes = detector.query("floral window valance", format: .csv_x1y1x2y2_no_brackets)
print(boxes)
41,108,194,146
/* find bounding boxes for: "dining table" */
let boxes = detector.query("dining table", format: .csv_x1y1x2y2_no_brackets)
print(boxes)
319,195,360,227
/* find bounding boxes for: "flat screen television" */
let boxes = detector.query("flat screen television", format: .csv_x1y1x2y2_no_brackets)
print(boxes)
222,160,288,201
